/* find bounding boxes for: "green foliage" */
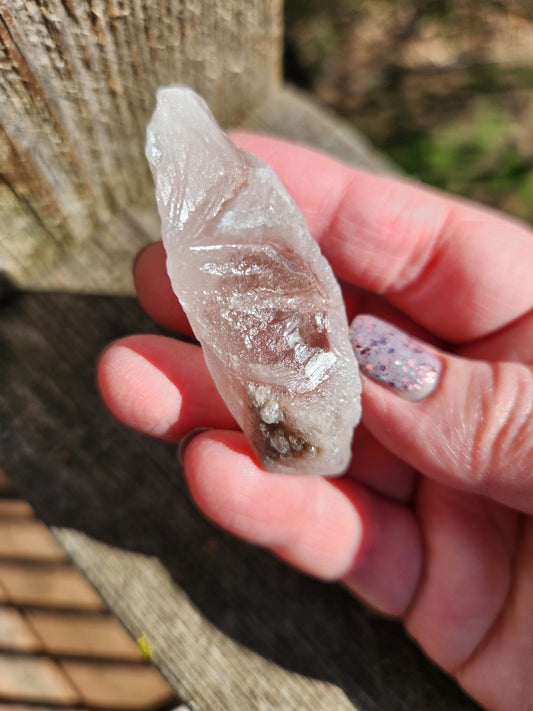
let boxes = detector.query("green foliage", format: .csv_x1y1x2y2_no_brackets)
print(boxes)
285,0,533,222
386,100,532,219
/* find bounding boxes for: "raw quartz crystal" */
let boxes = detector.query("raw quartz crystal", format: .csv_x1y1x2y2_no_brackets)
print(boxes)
145,86,361,475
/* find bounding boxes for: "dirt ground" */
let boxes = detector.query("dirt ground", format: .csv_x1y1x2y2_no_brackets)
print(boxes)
285,0,533,222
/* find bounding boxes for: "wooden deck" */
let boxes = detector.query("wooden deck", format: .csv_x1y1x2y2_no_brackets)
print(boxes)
0,471,181,709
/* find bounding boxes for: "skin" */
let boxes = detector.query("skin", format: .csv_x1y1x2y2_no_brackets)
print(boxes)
98,134,533,711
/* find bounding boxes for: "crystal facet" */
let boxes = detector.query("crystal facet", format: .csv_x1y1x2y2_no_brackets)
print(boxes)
145,86,361,475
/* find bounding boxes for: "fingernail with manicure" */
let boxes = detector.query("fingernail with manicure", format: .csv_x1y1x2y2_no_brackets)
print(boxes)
350,315,442,401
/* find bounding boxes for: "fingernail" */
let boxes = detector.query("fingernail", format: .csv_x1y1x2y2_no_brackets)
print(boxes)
350,315,441,401
178,427,210,466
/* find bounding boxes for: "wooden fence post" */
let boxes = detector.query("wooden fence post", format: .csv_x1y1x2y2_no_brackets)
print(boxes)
0,0,282,290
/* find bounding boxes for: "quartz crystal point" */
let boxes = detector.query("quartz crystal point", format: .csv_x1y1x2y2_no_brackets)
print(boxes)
145,86,361,475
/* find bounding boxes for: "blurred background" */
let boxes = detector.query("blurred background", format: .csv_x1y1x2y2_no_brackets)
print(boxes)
285,0,533,222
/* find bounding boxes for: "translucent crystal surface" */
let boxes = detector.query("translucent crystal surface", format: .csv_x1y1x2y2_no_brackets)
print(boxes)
145,86,361,475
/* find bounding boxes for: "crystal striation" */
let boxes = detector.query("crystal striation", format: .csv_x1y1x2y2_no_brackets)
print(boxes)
145,86,361,475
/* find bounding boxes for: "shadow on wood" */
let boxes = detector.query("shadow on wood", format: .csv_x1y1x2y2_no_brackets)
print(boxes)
0,289,481,711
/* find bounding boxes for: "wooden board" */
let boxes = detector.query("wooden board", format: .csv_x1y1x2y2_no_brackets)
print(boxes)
0,0,282,288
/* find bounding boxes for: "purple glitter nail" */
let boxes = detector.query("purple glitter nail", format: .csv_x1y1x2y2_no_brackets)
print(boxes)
350,315,441,401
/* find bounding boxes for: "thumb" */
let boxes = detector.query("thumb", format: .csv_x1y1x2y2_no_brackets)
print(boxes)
351,315,533,514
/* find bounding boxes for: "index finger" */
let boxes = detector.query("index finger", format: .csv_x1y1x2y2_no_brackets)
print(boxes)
232,133,533,343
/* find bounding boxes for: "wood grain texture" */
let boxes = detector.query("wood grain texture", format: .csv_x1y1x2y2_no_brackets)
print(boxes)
1,85,395,295
56,532,358,710
0,0,282,286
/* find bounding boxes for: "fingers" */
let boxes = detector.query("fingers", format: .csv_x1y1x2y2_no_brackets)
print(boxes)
134,242,193,338
133,241,440,357
458,307,533,364
97,334,236,438
133,241,368,336
348,425,416,501
351,315,533,513
405,480,515,673
98,333,416,501
137,134,533,344
183,429,422,616
231,133,533,342
454,517,533,710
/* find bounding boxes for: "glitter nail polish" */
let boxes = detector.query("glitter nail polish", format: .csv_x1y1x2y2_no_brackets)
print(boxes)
350,315,442,401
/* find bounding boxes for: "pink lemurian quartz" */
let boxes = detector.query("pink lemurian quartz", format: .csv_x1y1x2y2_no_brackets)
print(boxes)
145,86,361,475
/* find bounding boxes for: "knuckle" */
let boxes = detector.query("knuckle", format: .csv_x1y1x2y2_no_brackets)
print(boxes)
468,362,533,501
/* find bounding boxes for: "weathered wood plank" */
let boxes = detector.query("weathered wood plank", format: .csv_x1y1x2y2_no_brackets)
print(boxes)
0,0,282,287
56,532,360,710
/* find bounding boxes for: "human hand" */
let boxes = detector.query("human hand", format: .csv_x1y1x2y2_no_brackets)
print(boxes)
98,134,533,711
